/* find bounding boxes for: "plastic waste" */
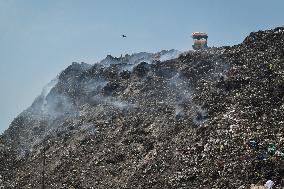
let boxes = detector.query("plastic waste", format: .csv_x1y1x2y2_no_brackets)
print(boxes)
264,180,274,188
267,143,276,155
249,140,259,150
259,153,268,161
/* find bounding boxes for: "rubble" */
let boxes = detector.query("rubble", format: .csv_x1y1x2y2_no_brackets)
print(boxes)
0,27,284,188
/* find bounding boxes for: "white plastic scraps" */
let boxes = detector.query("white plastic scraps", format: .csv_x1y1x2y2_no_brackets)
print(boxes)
264,180,274,189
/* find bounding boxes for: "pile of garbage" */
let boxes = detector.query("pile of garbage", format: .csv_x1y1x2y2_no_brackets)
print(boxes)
0,27,284,188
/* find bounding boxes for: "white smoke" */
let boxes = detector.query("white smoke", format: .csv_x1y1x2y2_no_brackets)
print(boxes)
91,94,134,110
33,76,77,118
41,76,59,111
98,50,182,72
83,79,108,93
192,105,208,125
168,73,192,117
158,49,181,62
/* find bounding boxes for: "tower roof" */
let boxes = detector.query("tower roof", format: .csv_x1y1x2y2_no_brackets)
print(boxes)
192,32,208,38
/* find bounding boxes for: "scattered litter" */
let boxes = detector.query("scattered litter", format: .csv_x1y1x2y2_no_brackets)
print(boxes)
1,27,284,188
267,143,276,155
249,140,259,150
264,180,274,189
259,153,268,161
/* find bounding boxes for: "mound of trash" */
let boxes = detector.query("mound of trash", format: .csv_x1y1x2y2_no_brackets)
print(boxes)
0,27,284,188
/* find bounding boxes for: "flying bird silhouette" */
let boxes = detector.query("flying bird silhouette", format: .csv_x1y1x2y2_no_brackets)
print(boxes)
122,34,127,38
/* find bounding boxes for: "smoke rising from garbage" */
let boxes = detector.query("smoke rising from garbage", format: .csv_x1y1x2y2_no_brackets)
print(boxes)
2,27,284,188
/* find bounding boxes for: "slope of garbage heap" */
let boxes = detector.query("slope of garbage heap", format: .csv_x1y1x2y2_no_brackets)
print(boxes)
1,27,284,188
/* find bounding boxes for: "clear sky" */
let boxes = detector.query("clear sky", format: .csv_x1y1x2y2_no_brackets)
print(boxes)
0,0,283,133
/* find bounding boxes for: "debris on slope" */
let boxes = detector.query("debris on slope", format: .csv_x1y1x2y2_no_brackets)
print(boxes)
1,27,284,188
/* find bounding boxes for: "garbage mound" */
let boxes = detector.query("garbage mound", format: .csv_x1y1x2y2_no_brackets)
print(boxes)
1,27,284,188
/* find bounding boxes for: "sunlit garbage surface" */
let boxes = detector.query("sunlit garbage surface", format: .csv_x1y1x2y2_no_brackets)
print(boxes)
0,28,284,188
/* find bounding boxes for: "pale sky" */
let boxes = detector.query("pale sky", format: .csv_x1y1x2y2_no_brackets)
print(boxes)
0,0,284,133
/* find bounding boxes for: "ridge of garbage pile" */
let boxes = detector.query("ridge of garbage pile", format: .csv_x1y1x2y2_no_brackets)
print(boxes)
0,27,284,188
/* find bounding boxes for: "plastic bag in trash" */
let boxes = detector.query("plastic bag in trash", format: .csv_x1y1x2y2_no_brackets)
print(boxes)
267,144,276,155
259,153,268,161
264,180,274,188
249,140,259,150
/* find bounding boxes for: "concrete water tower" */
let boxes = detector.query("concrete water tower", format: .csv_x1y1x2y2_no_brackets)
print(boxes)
192,32,208,50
